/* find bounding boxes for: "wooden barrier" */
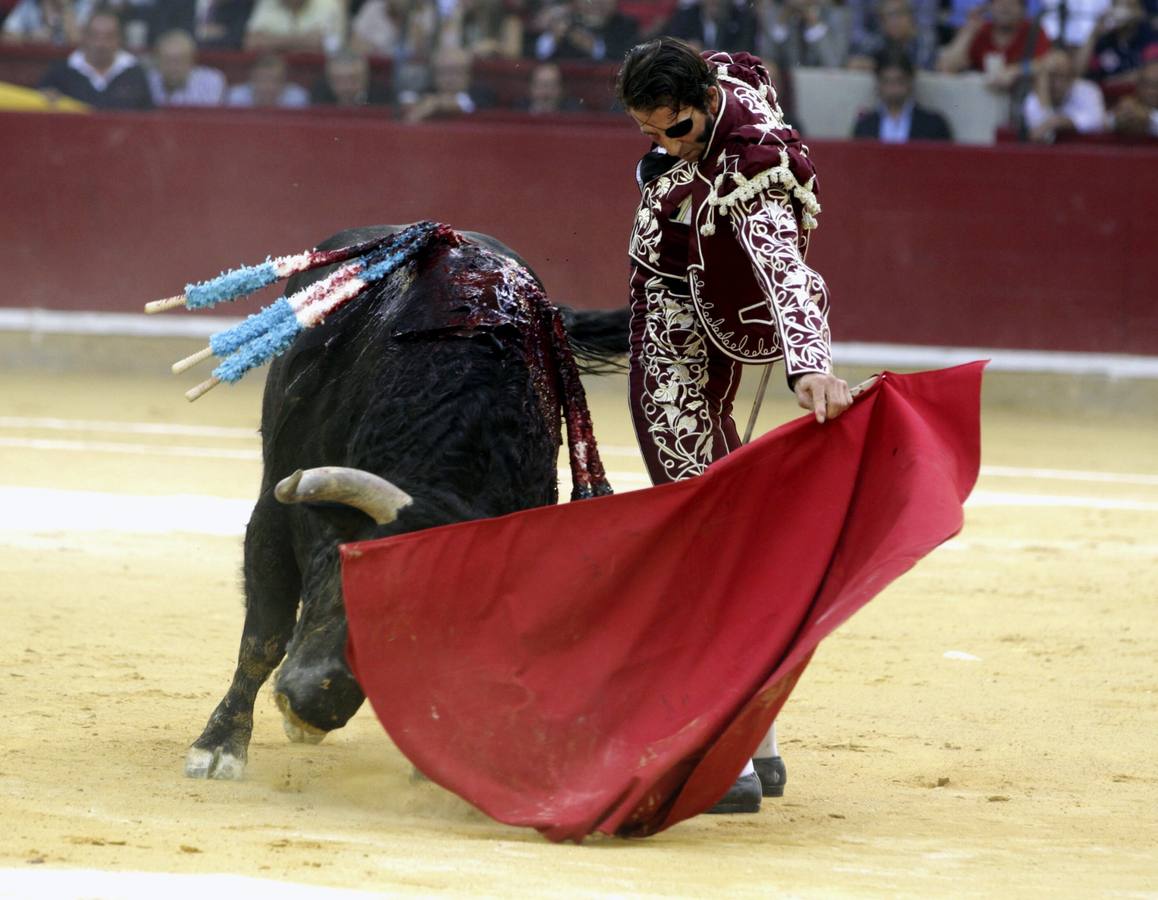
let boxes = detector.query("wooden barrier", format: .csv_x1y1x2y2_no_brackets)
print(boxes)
1,108,1154,354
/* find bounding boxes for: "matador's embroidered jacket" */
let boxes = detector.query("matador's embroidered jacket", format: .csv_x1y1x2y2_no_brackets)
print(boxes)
628,51,833,378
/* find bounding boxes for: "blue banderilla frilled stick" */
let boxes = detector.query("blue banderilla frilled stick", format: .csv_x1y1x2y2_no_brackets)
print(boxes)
142,231,412,315
176,223,442,402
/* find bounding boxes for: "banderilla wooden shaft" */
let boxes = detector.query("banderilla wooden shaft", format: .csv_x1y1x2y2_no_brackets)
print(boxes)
185,376,221,403
171,346,213,375
144,294,187,314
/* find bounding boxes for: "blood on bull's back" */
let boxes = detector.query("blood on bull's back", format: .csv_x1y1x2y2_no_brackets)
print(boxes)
186,224,619,781
262,228,564,519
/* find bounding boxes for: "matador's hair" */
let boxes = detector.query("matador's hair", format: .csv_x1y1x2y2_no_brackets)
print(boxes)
615,37,718,113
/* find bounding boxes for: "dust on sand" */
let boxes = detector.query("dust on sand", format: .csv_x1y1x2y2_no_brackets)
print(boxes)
1,371,1156,897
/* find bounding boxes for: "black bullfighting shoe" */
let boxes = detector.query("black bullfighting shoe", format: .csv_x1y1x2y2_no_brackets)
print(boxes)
706,772,762,814
754,755,787,798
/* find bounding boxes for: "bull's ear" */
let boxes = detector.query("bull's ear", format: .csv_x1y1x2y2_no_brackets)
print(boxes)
275,467,413,525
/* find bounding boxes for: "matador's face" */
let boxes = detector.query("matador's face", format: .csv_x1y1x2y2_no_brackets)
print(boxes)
629,87,720,163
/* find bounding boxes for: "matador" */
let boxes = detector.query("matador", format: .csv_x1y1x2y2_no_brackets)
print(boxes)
618,37,854,813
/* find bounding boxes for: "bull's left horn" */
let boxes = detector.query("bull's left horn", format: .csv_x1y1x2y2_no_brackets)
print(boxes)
274,467,413,525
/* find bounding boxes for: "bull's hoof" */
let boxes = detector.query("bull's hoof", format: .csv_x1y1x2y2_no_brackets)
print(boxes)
275,692,328,745
185,745,246,780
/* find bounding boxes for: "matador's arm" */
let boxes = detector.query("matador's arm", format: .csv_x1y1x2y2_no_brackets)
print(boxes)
730,189,851,422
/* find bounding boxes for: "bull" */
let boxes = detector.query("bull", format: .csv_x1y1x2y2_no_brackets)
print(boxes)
185,224,625,779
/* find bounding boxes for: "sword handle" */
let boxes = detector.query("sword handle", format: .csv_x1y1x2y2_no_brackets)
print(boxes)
742,364,774,445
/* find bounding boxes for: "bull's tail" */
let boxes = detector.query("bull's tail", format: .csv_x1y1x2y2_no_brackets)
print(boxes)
546,307,614,501
557,307,629,375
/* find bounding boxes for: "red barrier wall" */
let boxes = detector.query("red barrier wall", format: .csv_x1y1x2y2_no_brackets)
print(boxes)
2,109,1156,354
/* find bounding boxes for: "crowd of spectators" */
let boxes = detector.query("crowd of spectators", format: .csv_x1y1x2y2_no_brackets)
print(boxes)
1,0,1155,139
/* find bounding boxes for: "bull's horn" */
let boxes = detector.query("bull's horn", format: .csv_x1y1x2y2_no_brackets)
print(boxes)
274,466,413,525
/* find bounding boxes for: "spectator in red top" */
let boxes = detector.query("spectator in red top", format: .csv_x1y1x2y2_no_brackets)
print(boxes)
617,0,678,37
938,0,1052,89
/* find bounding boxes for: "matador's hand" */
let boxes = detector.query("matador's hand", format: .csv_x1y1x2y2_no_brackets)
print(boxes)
793,372,852,424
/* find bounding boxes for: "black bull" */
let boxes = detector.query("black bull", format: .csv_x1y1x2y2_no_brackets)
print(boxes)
186,225,626,780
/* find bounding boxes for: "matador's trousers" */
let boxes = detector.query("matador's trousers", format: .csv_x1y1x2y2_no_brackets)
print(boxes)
627,267,745,486
627,189,830,487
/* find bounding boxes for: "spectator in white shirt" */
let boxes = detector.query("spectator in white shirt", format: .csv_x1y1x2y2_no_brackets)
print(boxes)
349,0,437,58
226,52,310,107
759,0,848,70
402,46,493,121
1023,47,1106,141
148,29,227,106
1037,0,1111,47
244,0,346,53
310,46,391,106
2,0,95,45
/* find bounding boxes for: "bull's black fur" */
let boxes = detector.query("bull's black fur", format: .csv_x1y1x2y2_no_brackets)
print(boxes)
187,225,627,778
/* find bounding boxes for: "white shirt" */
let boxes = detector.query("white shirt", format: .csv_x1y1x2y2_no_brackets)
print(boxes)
878,101,915,143
1023,78,1106,134
226,82,310,108
67,48,139,92
1037,0,1110,47
148,66,227,106
2,0,95,43
351,0,437,57
247,0,347,51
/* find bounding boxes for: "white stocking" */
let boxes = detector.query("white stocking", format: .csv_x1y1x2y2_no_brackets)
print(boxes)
755,722,780,759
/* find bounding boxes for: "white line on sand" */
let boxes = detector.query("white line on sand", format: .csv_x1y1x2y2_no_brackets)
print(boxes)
833,342,1158,379
966,490,1158,511
0,869,384,900
0,416,256,440
977,465,1158,486
3,428,1158,490
0,437,259,461
0,487,253,536
940,537,1158,555
590,446,1158,487
2,486,1155,541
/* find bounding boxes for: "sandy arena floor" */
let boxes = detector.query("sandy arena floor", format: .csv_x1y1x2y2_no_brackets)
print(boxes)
0,365,1156,898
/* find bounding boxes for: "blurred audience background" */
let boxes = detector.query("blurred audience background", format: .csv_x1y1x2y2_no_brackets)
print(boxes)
1,0,1153,140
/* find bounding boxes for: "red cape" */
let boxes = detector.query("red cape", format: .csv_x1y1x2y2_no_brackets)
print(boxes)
341,363,984,842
